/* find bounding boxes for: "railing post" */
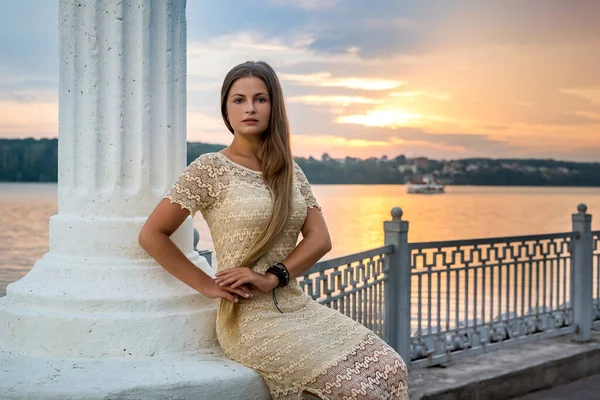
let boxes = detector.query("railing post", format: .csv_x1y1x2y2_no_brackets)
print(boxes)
384,207,411,365
571,203,593,342
193,227,213,266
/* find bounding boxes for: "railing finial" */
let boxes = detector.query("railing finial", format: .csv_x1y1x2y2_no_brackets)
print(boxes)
193,227,200,250
577,203,588,214
391,207,403,221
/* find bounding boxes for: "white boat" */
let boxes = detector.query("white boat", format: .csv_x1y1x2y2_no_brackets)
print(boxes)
407,175,445,194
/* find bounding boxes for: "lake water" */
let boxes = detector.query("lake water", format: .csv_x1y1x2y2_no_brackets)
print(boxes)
2,183,600,297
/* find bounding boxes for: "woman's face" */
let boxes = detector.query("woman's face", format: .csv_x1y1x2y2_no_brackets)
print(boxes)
226,76,271,137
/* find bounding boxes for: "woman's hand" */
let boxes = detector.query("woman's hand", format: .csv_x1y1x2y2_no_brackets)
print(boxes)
215,267,279,294
198,278,255,303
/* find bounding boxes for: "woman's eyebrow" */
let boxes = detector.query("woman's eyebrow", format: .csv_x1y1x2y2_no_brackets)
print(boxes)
231,92,269,97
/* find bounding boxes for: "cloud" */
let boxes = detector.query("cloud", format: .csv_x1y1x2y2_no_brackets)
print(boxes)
0,66,57,100
290,131,496,160
287,95,384,106
267,0,341,10
280,72,403,90
420,1,600,50
0,99,57,138
388,137,469,155
293,134,389,150
559,88,600,105
389,91,452,101
186,32,369,84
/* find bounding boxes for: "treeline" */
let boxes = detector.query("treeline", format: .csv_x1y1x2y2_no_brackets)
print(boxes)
2,138,600,186
0,138,59,182
294,157,403,184
0,139,227,182
451,168,600,187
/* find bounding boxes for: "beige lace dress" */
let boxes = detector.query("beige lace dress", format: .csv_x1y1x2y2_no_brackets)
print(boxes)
165,152,408,399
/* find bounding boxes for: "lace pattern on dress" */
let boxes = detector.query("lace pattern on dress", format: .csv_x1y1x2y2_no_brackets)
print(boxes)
164,153,227,215
302,333,408,400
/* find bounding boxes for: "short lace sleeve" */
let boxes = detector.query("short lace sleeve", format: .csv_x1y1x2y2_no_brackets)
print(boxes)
294,162,321,210
164,154,223,215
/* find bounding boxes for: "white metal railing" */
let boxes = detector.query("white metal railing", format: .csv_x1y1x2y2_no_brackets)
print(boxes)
408,232,575,368
298,245,393,340
593,230,600,324
299,204,597,370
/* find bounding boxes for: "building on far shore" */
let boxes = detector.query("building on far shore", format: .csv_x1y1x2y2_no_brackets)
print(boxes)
414,157,429,170
398,164,418,174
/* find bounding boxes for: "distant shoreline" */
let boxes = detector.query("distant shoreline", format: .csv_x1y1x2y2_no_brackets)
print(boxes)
2,138,600,186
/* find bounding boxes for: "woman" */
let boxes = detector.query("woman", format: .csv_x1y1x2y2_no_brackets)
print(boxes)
138,61,408,399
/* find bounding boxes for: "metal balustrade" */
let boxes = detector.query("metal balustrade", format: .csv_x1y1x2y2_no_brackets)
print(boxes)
297,245,393,340
299,204,597,370
593,230,600,325
408,233,575,368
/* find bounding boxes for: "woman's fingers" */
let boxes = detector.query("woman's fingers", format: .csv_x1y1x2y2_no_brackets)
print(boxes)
215,269,240,278
230,276,251,289
217,276,240,287
235,283,253,297
219,290,238,303
214,272,237,284
227,285,253,299
213,269,257,295
225,278,254,290
215,268,252,279
216,281,253,299
217,270,252,287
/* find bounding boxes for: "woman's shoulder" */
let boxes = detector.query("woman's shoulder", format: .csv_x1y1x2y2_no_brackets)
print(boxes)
181,153,232,184
189,152,230,170
191,152,221,164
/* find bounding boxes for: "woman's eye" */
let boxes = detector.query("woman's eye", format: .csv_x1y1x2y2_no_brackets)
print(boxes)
257,97,267,103
233,98,243,104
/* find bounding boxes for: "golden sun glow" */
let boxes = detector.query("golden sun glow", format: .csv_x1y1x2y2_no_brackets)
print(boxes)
293,134,389,149
287,95,384,106
336,109,423,128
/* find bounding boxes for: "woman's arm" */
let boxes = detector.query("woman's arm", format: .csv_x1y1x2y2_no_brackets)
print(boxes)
138,198,253,302
215,206,331,289
281,207,332,279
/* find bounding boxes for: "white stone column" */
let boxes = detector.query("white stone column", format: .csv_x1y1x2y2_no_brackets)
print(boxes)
0,0,216,358
1,2,269,397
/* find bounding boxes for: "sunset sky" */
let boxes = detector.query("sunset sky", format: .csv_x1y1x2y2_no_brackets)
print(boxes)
1,1,599,161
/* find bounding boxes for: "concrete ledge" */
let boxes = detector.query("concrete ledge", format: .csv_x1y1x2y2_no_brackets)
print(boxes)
0,347,270,400
409,330,600,400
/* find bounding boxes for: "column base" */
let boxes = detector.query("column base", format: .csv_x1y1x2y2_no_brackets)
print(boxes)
0,348,270,399
0,248,218,357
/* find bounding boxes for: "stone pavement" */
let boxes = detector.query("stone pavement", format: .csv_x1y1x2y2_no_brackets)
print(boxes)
512,373,600,400
408,330,600,399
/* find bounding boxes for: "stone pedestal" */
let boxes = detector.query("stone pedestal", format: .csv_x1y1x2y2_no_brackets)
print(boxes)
0,1,268,398
0,350,268,400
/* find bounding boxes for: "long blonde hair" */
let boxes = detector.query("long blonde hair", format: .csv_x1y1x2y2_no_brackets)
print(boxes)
219,61,294,336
